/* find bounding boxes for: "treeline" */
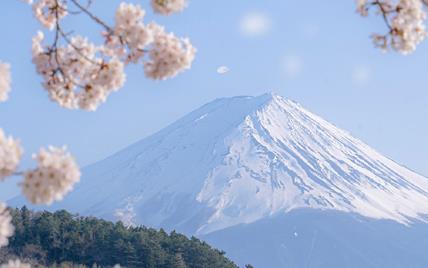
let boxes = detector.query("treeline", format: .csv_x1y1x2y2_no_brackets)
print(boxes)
0,207,241,268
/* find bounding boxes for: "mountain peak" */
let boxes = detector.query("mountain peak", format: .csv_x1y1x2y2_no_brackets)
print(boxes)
37,93,428,235
258,91,280,101
253,91,292,107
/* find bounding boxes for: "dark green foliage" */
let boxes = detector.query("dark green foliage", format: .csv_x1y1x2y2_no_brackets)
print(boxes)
1,207,239,268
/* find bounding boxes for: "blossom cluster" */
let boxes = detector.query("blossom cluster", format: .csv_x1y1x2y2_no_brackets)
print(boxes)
33,0,67,30
151,0,187,15
0,260,31,268
390,0,427,53
111,2,153,63
112,3,196,79
22,146,81,205
0,203,14,248
356,0,428,54
0,62,11,102
0,129,22,181
145,23,196,80
29,0,195,111
32,31,126,111
0,128,81,207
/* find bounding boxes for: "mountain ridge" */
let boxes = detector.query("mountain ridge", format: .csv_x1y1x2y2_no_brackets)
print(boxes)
10,93,428,235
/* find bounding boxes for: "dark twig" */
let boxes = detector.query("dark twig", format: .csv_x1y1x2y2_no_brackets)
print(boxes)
69,0,114,34
373,0,394,32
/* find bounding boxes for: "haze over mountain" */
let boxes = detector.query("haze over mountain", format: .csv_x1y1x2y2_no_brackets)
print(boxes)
11,93,428,267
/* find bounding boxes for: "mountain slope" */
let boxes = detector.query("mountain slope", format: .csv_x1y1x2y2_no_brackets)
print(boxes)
202,209,428,268
41,93,428,236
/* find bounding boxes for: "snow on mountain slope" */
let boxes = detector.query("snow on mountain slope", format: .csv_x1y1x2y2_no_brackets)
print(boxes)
46,93,428,235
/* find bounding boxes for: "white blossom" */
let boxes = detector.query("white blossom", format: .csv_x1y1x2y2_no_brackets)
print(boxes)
151,0,187,15
144,23,196,80
32,0,67,30
357,0,427,54
115,3,146,30
0,260,31,268
390,0,427,54
356,0,369,16
22,146,81,205
29,1,195,111
0,203,14,248
32,32,126,111
0,62,11,102
113,3,154,63
0,129,23,181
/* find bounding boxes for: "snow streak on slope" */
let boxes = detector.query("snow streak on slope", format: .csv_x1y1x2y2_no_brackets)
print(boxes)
51,93,428,235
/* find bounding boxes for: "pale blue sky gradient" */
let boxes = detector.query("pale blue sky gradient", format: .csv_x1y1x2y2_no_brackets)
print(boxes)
1,0,427,200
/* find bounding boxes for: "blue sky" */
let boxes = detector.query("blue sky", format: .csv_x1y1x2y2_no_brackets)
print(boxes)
1,0,427,200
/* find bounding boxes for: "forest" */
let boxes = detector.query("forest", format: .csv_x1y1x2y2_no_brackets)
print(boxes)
0,207,243,268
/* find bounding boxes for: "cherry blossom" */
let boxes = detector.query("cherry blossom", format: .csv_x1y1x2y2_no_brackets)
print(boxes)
28,1,195,111
0,62,11,102
33,0,67,30
32,32,126,111
0,129,23,181
151,0,187,15
356,0,428,54
144,23,196,80
22,146,81,205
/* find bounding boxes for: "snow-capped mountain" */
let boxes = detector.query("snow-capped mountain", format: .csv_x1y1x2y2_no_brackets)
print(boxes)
13,93,428,267
49,93,428,234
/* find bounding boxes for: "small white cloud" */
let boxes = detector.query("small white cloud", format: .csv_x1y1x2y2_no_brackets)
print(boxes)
217,66,230,74
352,66,371,86
283,55,304,79
239,12,272,37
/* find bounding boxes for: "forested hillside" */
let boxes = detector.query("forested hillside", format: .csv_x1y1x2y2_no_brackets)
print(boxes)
0,207,241,268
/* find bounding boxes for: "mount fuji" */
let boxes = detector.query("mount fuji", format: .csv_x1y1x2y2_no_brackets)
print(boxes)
12,93,428,267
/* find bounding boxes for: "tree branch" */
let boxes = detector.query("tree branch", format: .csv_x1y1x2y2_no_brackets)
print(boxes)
373,0,393,32
68,0,114,34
